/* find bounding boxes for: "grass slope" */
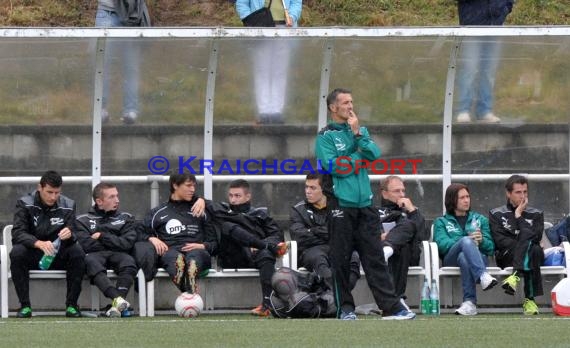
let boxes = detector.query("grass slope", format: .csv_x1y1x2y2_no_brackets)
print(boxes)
0,0,569,27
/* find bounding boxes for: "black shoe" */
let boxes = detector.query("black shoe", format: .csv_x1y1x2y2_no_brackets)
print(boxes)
17,306,32,318
65,306,81,318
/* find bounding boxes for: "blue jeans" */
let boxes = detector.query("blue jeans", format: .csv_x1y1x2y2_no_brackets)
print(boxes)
443,237,488,304
95,9,140,115
456,37,502,118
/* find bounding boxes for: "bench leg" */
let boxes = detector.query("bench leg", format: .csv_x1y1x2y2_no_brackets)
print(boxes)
137,269,146,317
147,279,155,317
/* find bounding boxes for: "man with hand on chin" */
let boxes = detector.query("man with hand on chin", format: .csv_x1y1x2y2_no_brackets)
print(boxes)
489,174,544,315
378,175,429,309
315,88,415,321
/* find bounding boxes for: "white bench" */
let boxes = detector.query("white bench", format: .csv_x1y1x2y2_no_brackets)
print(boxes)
143,244,293,317
429,223,570,308
1,225,147,318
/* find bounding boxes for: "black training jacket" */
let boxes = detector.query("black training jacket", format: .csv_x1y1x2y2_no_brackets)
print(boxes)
75,206,137,253
143,197,218,255
12,191,76,248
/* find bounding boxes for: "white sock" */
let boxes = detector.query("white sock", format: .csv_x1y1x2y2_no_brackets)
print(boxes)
383,246,394,262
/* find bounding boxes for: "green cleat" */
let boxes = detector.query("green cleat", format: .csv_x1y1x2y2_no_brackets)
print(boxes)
502,272,520,296
17,306,32,318
65,306,81,318
523,298,539,315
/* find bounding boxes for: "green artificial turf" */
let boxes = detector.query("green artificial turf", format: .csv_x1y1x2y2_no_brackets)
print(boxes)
1,313,569,347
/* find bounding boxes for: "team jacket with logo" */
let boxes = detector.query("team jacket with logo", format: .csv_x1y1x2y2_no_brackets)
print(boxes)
378,200,429,265
75,206,137,253
433,210,495,257
143,198,218,254
12,191,76,248
289,200,328,255
315,122,381,208
488,202,544,253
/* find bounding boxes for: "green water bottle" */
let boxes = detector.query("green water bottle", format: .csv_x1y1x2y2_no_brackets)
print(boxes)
38,238,61,270
420,278,431,315
430,279,440,316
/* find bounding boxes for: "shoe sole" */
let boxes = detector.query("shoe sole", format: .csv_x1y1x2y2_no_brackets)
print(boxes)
173,254,186,289
188,260,198,294
482,279,498,291
502,282,516,295
455,310,477,316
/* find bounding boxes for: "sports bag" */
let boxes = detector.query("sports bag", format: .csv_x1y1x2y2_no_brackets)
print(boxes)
268,267,336,318
242,0,275,27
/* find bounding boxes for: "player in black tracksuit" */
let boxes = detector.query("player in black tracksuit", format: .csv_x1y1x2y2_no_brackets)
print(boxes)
212,179,286,316
289,174,360,291
76,183,138,317
142,174,217,294
489,175,544,314
10,170,85,318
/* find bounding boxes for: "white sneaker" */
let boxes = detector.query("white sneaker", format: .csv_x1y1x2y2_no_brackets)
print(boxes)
455,301,477,316
121,111,138,125
480,272,498,291
456,112,471,123
106,307,121,317
478,112,501,123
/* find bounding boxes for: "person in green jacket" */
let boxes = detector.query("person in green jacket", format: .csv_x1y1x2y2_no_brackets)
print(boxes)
314,88,415,321
433,183,498,316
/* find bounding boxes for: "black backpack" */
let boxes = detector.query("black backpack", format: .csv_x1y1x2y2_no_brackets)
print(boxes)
114,0,151,27
268,267,337,318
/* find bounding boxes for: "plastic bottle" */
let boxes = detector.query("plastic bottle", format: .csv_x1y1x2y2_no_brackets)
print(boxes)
38,238,61,270
420,278,431,315
430,279,440,316
470,218,480,234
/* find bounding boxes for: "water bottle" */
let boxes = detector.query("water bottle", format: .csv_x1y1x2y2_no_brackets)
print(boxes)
430,279,440,316
38,238,61,270
470,218,480,234
420,278,431,315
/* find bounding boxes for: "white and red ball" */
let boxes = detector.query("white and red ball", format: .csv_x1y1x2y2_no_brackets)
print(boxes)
175,292,204,318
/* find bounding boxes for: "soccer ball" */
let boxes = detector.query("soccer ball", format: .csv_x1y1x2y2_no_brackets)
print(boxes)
175,292,204,318
272,267,298,297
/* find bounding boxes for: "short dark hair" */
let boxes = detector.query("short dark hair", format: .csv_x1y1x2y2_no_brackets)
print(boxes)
229,179,250,193
326,88,352,112
93,182,117,202
169,173,197,194
380,175,403,192
445,183,469,215
305,173,323,188
39,170,63,188
505,174,528,192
